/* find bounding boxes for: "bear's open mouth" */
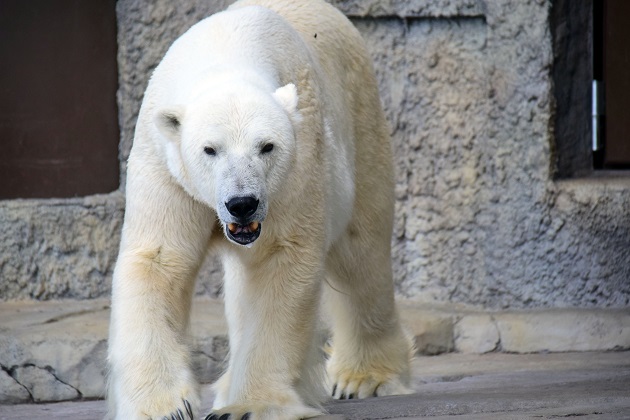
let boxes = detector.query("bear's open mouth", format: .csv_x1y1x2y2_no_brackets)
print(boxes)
225,221,261,245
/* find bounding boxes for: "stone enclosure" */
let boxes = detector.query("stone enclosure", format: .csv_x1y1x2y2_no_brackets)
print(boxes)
1,0,630,407
1,0,628,309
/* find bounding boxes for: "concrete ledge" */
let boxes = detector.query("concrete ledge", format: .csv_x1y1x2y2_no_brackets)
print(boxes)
399,302,630,355
1,298,629,404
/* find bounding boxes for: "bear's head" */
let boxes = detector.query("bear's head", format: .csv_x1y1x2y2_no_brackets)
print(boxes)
155,82,300,247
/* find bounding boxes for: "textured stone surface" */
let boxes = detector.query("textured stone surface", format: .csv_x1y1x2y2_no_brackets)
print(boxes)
0,298,229,404
0,370,29,404
495,308,630,353
330,0,485,18
356,0,630,309
0,193,124,300
0,300,110,402
454,315,499,354
2,299,629,404
399,303,456,355
1,0,629,311
11,366,79,403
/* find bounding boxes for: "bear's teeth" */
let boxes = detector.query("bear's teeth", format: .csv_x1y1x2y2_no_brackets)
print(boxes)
249,221,259,231
227,223,238,234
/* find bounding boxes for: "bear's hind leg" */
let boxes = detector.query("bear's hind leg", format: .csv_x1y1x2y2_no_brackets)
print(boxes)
324,226,414,399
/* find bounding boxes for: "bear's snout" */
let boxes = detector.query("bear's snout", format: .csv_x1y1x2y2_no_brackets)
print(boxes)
224,195,262,246
226,196,259,221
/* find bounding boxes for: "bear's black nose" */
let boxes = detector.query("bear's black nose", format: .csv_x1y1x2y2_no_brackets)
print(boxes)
226,196,259,220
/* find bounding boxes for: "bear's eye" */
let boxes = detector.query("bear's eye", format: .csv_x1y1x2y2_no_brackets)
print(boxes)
204,146,216,156
261,143,274,154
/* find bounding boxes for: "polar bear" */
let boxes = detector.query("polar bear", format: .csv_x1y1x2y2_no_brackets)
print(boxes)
107,0,413,419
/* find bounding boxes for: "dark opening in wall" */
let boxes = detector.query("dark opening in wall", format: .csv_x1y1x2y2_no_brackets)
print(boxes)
0,0,120,199
552,0,630,178
596,0,630,169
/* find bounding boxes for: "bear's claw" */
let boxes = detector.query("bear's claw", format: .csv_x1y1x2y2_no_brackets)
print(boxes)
161,400,194,420
184,400,194,419
204,413,250,420
331,379,383,400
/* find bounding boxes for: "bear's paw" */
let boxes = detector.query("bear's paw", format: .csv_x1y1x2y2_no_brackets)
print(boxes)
326,329,415,400
329,370,413,400
111,368,200,420
132,389,198,420
154,398,195,420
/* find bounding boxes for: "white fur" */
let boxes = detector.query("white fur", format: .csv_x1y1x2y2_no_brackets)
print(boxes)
108,1,413,419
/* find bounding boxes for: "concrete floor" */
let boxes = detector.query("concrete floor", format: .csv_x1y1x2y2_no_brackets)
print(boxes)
1,351,628,420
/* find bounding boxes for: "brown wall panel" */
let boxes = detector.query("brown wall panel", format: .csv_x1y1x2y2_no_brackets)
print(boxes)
0,0,119,198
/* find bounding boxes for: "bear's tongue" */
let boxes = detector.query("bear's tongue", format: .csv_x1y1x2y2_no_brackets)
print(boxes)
227,221,259,234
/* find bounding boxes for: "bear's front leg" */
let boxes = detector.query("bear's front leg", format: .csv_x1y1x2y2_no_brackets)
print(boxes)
207,245,326,420
109,251,200,420
108,164,214,420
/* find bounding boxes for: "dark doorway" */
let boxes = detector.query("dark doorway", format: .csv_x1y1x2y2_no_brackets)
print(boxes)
0,0,120,199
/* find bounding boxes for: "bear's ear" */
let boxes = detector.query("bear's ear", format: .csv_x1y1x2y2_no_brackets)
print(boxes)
272,83,299,116
155,106,185,143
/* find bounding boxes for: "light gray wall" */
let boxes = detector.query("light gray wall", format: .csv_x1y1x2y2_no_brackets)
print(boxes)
1,0,628,309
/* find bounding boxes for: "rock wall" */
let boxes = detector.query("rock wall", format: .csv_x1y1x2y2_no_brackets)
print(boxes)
0,194,124,300
1,0,628,309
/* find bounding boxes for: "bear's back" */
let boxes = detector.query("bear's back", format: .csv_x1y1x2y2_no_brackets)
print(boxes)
230,0,375,97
